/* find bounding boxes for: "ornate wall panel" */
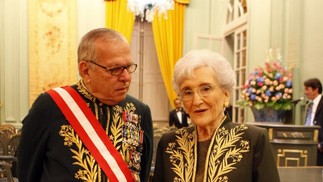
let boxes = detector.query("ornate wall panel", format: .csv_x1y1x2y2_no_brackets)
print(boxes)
29,0,78,105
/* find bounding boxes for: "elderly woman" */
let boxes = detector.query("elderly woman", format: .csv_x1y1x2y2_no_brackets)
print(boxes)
153,50,280,182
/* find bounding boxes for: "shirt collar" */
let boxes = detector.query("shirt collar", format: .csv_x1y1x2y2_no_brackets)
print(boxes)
313,94,322,105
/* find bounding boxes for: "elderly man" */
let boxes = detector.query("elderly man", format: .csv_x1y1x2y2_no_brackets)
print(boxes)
18,28,153,182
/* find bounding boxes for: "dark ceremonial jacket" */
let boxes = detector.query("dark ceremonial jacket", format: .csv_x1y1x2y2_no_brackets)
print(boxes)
18,80,153,182
153,117,280,182
169,108,189,129
313,95,323,165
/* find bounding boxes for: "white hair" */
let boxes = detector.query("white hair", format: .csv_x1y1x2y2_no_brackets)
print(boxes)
172,49,236,94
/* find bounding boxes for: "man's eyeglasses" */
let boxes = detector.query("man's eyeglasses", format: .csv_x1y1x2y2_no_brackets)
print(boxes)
179,84,215,101
87,60,137,76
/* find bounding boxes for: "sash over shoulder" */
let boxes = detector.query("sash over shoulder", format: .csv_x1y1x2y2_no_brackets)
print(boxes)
47,86,134,182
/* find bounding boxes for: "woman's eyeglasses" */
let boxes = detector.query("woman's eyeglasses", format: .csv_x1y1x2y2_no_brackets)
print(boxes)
180,84,215,101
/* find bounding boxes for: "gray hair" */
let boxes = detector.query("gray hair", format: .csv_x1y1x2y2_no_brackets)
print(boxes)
172,49,236,94
77,28,128,63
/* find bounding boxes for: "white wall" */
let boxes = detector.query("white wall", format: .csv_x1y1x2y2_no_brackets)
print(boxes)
0,0,28,127
301,0,323,83
77,0,106,41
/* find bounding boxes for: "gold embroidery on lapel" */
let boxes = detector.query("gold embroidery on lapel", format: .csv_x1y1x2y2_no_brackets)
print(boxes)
166,125,250,182
166,129,196,182
109,105,124,151
108,103,142,177
109,103,136,152
59,125,100,181
206,124,250,182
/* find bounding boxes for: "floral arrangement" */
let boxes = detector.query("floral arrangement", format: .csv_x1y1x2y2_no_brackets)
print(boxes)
238,50,293,110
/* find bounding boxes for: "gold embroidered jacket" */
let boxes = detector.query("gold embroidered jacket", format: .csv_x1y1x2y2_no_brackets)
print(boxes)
153,118,280,182
18,81,153,182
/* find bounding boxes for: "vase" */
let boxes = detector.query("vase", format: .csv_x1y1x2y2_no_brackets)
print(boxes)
251,107,287,122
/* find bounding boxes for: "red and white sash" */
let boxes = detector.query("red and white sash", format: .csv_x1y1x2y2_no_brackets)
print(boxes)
47,86,134,182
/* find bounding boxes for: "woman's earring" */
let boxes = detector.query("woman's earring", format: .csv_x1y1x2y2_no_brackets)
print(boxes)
223,101,229,108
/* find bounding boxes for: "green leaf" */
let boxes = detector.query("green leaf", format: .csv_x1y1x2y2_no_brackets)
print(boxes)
253,103,265,110
281,102,293,110
273,103,282,110
266,101,275,108
236,100,249,106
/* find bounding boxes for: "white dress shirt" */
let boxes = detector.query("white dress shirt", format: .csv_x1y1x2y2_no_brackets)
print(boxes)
309,94,322,125
176,110,182,124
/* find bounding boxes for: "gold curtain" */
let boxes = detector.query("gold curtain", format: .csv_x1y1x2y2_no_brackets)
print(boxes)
152,0,189,108
105,0,135,42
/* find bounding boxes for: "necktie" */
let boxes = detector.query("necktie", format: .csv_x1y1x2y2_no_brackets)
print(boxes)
305,102,313,126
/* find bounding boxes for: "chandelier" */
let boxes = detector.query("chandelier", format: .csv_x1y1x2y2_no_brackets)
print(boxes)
127,0,174,22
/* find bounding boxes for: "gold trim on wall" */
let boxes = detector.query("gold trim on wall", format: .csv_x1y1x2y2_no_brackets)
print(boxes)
268,128,273,141
314,129,319,142
277,149,308,167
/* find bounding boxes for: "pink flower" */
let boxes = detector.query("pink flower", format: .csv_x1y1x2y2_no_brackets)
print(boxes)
238,59,293,110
